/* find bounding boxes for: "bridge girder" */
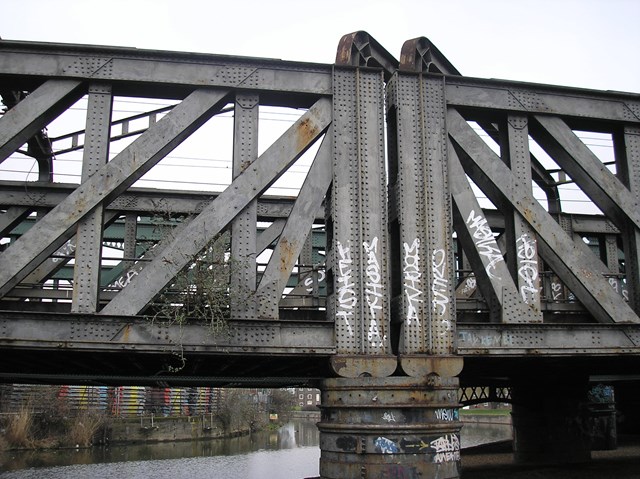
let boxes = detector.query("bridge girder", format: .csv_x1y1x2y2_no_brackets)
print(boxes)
1,33,640,381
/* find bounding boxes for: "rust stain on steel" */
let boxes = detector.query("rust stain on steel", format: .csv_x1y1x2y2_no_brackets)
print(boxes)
296,117,319,152
521,206,534,224
279,238,296,274
335,32,361,65
121,324,131,342
399,37,424,72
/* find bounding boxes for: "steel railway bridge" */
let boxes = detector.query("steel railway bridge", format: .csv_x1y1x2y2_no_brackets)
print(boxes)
1,32,640,477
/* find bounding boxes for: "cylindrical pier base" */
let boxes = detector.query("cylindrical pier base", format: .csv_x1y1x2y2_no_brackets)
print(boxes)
318,376,461,479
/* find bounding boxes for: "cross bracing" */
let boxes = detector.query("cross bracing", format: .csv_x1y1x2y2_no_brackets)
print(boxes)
1,33,640,386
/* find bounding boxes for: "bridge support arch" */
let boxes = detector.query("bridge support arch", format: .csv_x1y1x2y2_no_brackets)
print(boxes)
317,376,462,479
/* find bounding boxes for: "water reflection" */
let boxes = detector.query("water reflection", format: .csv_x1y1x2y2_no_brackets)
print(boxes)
0,420,320,478
0,420,512,478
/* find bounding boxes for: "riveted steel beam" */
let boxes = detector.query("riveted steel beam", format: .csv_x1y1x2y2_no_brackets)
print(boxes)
449,143,540,323
0,182,323,220
230,93,259,320
256,130,332,318
501,115,543,319
399,37,461,75
328,65,394,377
0,88,232,298
0,311,334,356
336,31,398,80
614,125,640,313
72,83,113,313
100,98,331,316
387,72,460,378
444,76,640,124
0,78,84,164
448,107,640,324
0,40,332,102
458,323,640,356
530,115,640,230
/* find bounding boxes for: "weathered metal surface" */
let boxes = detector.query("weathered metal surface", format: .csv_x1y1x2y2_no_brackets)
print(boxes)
0,40,333,100
0,88,232,298
0,311,334,355
256,130,332,318
328,64,392,370
100,98,331,316
449,143,540,323
0,79,84,164
616,125,640,313
447,107,640,324
502,114,543,320
71,83,112,313
336,31,398,80
0,182,323,219
318,376,461,479
444,76,640,123
230,93,259,320
399,36,461,75
458,323,640,355
387,71,458,371
0,35,639,395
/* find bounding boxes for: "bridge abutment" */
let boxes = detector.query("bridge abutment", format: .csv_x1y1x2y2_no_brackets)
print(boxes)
511,377,592,464
317,376,461,479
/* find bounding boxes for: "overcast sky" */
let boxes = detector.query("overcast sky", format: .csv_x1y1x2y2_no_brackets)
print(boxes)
3,0,640,94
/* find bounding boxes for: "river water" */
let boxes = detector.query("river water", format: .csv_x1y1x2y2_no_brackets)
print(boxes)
0,420,512,478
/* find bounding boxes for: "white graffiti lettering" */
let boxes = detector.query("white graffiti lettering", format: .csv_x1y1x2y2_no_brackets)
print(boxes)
51,239,77,263
551,281,563,300
304,269,326,293
608,277,630,302
434,451,461,463
516,234,539,304
461,275,476,295
364,238,386,348
336,241,355,336
402,238,423,326
382,411,397,423
434,408,458,421
458,330,501,347
466,210,503,279
109,268,140,289
431,435,458,453
431,249,449,317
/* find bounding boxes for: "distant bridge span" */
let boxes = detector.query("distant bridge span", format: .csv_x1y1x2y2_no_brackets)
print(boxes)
1,32,640,477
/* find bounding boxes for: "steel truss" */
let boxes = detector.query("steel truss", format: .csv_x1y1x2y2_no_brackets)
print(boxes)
1,33,640,383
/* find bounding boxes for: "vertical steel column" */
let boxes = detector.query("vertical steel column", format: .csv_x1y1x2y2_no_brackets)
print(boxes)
122,212,138,272
387,71,462,377
327,66,395,377
604,234,627,300
502,115,543,320
231,93,258,319
615,126,640,313
71,84,112,313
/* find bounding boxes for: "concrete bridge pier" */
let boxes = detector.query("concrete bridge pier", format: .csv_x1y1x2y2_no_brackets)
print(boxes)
317,375,462,479
511,376,592,464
